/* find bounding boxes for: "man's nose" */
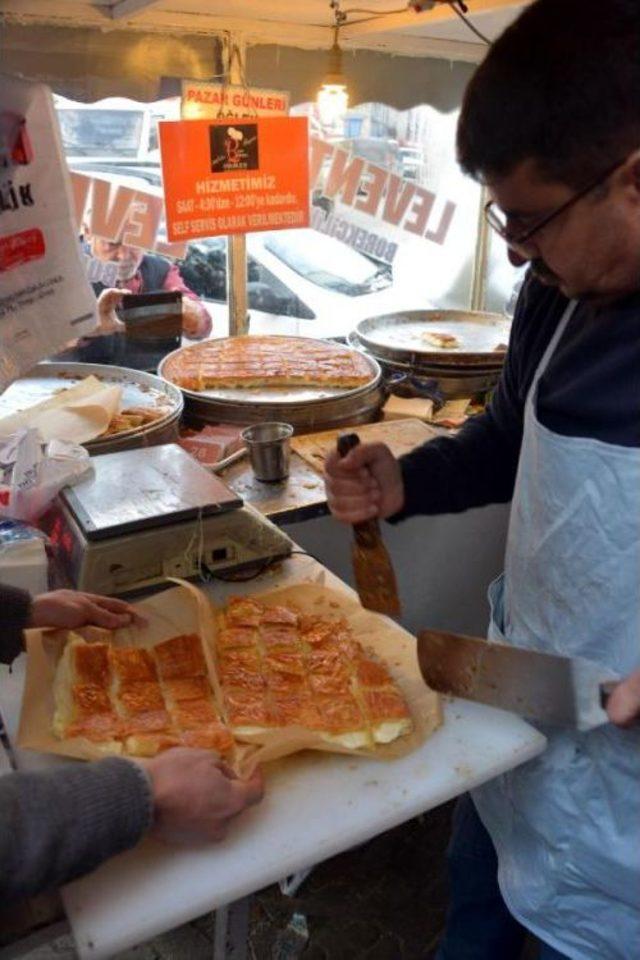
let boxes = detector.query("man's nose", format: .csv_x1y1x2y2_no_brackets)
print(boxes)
508,247,529,268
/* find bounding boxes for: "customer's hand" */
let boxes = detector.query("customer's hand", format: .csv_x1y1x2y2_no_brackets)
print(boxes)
90,288,125,337
324,442,405,523
30,590,144,630
606,669,640,728
140,748,264,844
181,296,212,339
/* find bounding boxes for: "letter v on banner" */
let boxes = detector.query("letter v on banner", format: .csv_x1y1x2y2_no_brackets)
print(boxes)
88,179,134,241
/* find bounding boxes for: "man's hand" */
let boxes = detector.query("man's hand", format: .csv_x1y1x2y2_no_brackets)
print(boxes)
606,669,640,728
324,442,405,523
140,748,264,844
30,590,145,631
91,288,125,337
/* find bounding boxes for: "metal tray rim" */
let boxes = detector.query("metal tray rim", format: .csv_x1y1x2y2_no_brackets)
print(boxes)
158,337,382,407
353,309,510,366
0,362,184,447
347,334,503,376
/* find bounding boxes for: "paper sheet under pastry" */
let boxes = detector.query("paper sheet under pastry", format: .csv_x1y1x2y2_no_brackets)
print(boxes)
17,580,442,774
0,376,122,444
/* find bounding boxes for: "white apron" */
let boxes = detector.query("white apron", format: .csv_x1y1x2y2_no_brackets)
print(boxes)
472,301,640,960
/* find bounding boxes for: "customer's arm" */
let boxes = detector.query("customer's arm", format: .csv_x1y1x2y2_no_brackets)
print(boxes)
3,584,32,664
0,757,152,901
0,750,263,902
0,587,143,666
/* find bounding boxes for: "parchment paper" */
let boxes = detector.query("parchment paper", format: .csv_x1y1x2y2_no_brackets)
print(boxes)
15,582,250,764
291,418,440,474
17,579,441,773
208,582,442,773
0,376,122,444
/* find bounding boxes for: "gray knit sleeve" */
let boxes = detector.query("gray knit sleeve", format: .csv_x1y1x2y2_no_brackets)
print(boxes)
1,584,32,665
0,757,154,902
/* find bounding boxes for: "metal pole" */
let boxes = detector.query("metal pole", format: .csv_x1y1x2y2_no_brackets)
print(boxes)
470,184,490,311
224,33,249,337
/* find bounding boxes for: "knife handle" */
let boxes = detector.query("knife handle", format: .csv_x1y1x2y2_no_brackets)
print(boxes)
337,432,360,459
600,681,616,710
337,432,383,545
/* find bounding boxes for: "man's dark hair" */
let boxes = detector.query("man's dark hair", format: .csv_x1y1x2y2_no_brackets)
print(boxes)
457,0,640,188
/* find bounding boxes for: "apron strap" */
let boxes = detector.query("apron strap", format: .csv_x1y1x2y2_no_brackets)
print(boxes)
526,299,578,407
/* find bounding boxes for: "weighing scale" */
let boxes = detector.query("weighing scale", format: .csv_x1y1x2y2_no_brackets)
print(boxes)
42,444,293,595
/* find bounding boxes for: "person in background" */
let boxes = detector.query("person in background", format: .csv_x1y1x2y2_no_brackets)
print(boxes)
0,585,262,902
58,231,212,369
325,1,640,958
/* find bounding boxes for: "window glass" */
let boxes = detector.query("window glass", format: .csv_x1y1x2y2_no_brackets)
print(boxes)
483,229,527,317
263,230,392,297
179,238,227,302
57,109,145,159
292,100,483,324
178,238,315,320
248,263,315,319
56,94,490,339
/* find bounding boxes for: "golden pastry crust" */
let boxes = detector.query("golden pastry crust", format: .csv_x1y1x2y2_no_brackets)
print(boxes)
162,336,373,391
109,647,157,683
172,698,220,728
163,676,212,702
421,330,461,349
355,658,392,687
52,596,414,759
73,643,111,687
118,681,166,716
214,595,414,748
153,634,208,679
217,626,259,650
53,634,234,759
362,688,411,721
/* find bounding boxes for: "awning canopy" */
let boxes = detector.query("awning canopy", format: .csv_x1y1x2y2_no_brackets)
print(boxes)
0,1,529,104
0,24,478,107
0,1,527,57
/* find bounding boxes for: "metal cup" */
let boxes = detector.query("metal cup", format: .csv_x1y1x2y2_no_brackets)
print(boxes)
241,422,294,482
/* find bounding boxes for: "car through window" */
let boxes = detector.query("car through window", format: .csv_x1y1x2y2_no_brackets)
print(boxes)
262,231,392,297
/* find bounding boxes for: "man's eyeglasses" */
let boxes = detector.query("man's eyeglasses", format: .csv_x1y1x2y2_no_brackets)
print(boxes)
483,156,627,248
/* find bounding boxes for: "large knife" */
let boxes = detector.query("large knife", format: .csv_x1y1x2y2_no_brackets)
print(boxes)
337,432,401,616
418,629,620,730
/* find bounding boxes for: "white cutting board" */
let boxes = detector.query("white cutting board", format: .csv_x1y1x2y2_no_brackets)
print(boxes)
1,556,546,959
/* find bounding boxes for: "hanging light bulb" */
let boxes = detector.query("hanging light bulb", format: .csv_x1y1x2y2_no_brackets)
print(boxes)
317,25,349,129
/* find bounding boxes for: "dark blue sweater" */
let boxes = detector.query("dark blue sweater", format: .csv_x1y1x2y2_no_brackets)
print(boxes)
395,273,640,518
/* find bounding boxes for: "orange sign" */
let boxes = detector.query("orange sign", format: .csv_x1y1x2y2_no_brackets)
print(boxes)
158,117,309,242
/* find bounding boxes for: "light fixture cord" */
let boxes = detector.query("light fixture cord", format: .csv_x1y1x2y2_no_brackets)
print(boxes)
328,0,491,46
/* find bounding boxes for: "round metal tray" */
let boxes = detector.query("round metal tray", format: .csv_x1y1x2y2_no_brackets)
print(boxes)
347,332,502,377
346,333,500,400
159,339,385,433
0,362,183,454
354,310,510,368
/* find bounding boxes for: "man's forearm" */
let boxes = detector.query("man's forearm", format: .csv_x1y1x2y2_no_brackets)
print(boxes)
389,407,522,522
0,758,153,902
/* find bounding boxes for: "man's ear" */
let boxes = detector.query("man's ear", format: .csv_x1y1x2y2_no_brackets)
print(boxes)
622,150,640,202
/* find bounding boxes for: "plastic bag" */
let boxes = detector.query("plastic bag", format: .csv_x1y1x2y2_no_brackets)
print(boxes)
0,427,92,521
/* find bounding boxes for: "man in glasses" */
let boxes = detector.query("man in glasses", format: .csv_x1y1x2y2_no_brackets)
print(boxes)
325,1,640,957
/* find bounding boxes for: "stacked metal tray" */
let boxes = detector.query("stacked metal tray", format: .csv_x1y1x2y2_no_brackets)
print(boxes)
349,309,511,400
0,362,184,454
159,338,385,433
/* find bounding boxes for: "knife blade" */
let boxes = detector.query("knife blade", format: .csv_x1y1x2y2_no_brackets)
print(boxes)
337,432,401,616
417,628,620,730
